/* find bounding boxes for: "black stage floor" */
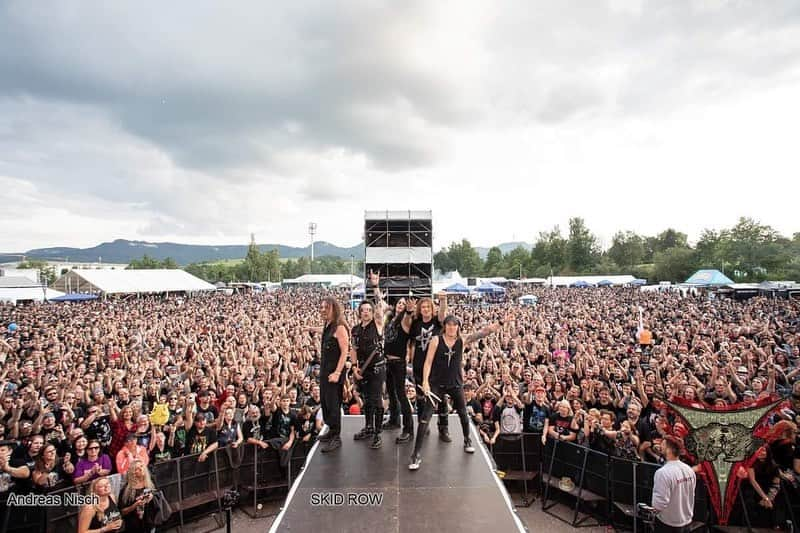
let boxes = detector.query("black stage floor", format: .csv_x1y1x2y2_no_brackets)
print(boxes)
268,414,527,533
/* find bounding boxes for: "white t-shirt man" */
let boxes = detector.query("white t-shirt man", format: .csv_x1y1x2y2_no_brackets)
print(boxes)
652,459,696,528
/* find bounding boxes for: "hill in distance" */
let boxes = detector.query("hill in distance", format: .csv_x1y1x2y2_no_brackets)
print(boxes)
2,239,533,265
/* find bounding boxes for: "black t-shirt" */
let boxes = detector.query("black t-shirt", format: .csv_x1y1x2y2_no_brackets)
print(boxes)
352,320,383,368
383,316,410,357
87,415,113,447
523,401,551,434
410,317,441,380
196,404,218,423
270,409,297,440
185,426,218,456
149,445,174,464
242,416,271,442
549,414,574,437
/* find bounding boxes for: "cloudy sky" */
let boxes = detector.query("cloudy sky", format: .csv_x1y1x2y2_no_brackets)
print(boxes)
2,0,800,253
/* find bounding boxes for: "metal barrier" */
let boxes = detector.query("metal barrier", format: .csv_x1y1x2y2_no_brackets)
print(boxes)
491,433,713,531
0,442,311,533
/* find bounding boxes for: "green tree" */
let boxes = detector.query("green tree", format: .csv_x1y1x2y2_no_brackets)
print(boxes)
483,247,504,276
717,217,787,281
607,231,645,270
127,255,162,269
16,260,56,285
531,226,566,273
503,246,531,279
565,217,599,273
654,228,689,252
435,240,483,276
653,247,697,283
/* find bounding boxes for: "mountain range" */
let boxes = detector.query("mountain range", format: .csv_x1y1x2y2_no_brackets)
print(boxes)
1,239,533,265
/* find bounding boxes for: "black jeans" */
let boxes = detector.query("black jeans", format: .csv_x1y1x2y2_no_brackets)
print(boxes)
359,363,386,433
654,519,689,533
320,372,343,437
413,373,449,431
386,359,414,433
413,384,470,455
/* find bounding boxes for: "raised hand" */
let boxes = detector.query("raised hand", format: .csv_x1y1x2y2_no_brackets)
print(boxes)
368,269,380,287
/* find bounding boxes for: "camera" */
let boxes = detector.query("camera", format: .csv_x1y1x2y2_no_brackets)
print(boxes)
222,488,239,510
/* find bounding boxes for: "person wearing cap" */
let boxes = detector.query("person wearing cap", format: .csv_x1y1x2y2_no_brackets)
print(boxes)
523,385,551,445
116,432,149,476
185,413,218,462
409,315,502,470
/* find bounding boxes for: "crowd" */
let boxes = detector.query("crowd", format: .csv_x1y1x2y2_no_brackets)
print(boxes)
0,285,799,530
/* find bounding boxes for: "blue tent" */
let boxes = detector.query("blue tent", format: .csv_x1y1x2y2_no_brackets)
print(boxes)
476,282,505,294
50,293,98,302
445,282,471,294
685,269,734,286
597,279,614,287
570,280,590,288
630,279,647,286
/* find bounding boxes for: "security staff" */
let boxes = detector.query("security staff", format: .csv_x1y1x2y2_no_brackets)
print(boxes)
651,436,696,532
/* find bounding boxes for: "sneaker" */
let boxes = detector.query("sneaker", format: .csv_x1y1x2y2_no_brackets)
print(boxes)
439,429,452,443
382,421,401,430
321,436,341,453
370,434,382,449
408,454,422,470
353,427,374,441
395,432,413,444
464,438,475,454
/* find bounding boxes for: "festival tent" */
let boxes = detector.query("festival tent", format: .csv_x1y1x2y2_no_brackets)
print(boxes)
570,280,591,288
476,282,505,294
0,287,65,304
684,269,734,286
518,295,538,306
597,279,614,287
547,275,636,287
50,293,99,302
444,283,471,294
52,269,216,295
630,279,647,286
282,274,363,287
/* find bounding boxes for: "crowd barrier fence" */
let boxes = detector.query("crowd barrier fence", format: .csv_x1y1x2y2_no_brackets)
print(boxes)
0,440,312,533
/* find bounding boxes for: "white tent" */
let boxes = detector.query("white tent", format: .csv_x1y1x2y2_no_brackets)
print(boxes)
51,269,215,295
281,274,363,287
0,287,65,304
546,275,636,287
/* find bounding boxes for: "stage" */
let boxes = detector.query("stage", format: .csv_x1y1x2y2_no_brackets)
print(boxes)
268,414,527,532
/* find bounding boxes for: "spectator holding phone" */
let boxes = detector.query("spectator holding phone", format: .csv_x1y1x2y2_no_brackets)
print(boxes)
119,458,157,533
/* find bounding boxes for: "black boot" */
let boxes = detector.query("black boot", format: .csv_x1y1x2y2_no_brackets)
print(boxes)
439,426,451,443
370,433,382,449
354,407,374,440
321,435,341,453
396,431,413,444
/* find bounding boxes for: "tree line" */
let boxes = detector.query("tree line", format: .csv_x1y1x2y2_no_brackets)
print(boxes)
99,216,800,284
434,217,800,283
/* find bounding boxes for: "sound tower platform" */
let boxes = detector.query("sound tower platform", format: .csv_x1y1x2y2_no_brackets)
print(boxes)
268,415,527,533
364,210,433,302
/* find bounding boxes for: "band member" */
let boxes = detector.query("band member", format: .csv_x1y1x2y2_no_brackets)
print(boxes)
409,293,449,442
382,297,415,443
351,272,387,449
308,297,349,453
410,315,501,470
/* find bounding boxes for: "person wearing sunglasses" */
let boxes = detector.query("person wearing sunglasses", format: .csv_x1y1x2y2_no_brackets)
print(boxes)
73,439,112,484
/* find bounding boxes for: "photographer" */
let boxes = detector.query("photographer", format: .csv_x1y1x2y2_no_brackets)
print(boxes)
119,459,157,533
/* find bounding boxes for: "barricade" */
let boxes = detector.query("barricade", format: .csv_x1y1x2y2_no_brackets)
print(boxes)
491,433,717,531
0,441,311,533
